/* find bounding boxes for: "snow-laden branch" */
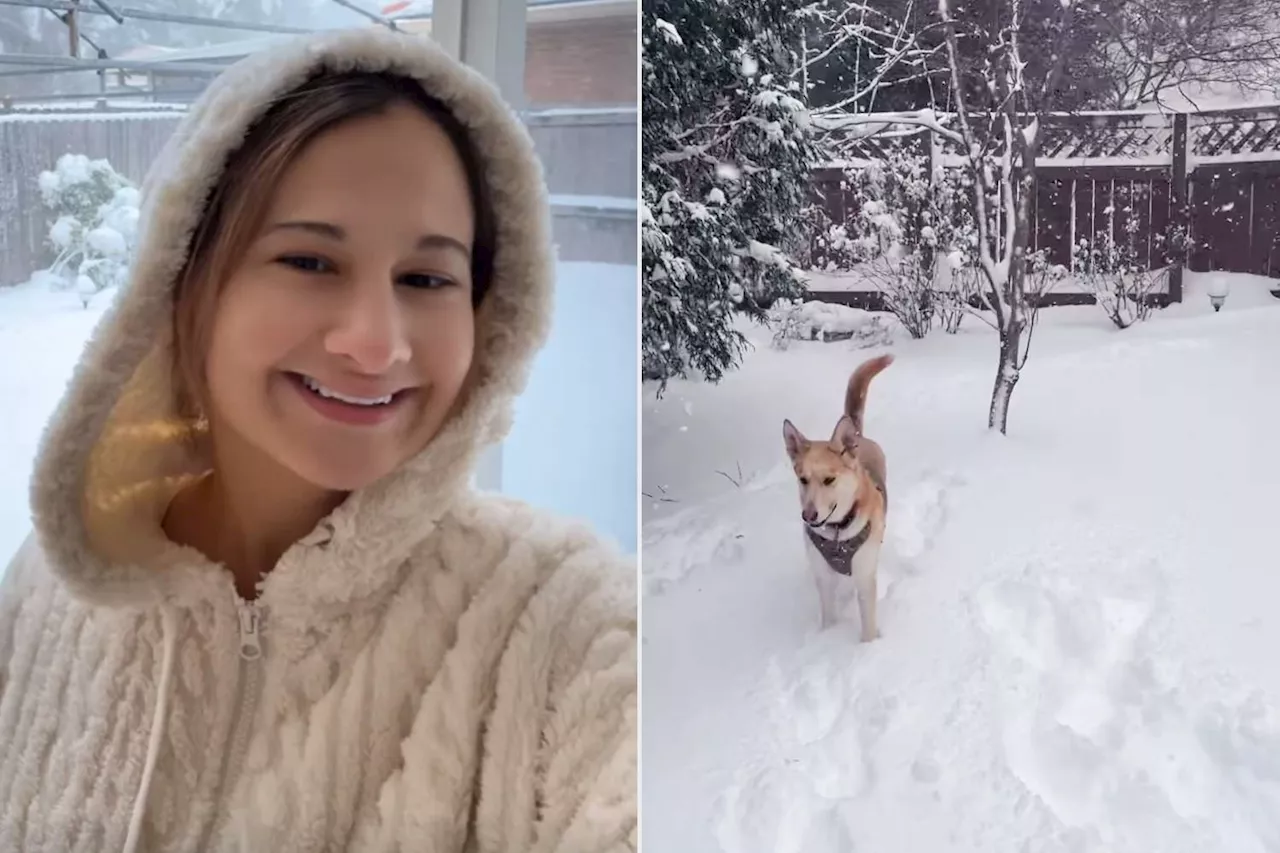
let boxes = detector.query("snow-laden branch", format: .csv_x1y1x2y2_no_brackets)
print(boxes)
815,107,964,145
802,5,915,70
658,108,801,164
801,0,946,116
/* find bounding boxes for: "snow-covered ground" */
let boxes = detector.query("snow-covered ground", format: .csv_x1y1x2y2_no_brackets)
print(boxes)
642,270,1280,853
0,260,637,570
0,281,110,565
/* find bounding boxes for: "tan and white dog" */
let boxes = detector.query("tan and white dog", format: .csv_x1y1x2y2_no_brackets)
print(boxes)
782,354,893,641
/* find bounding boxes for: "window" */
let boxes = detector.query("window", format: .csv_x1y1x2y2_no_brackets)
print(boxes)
428,0,638,553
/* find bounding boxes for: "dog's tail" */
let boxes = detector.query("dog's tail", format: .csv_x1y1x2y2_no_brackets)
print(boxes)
844,354,894,435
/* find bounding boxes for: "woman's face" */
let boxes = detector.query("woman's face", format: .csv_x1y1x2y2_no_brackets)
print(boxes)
202,103,477,492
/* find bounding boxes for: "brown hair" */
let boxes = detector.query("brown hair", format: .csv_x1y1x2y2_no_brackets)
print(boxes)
171,70,496,421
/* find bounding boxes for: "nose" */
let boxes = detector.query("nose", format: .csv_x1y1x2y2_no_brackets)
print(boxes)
325,279,411,373
801,506,818,524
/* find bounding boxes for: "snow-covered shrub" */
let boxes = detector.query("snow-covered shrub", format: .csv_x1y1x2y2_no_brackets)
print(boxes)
1027,248,1069,296
839,144,976,339
642,1,819,390
937,260,981,334
36,153,139,304
807,193,865,272
1072,218,1164,329
768,297,806,349
768,297,896,349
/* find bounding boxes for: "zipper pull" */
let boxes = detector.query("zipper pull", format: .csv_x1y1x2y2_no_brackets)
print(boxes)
237,601,263,661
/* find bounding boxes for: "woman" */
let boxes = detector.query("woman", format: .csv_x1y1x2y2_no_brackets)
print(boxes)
0,26,635,853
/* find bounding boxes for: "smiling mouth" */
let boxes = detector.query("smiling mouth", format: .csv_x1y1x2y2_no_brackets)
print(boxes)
295,373,400,407
285,371,414,426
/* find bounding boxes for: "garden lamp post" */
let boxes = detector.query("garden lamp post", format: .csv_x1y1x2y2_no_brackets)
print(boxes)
1207,275,1230,312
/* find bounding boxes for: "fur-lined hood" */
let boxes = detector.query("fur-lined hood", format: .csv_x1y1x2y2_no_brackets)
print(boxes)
29,27,555,608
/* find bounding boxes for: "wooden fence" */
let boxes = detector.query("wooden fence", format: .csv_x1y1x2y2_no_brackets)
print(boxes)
0,104,637,286
809,105,1280,309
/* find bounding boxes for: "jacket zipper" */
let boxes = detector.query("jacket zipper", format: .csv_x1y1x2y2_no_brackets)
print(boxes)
201,597,265,851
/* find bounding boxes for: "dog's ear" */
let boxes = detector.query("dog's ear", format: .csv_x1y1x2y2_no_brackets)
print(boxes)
782,419,807,461
831,415,860,455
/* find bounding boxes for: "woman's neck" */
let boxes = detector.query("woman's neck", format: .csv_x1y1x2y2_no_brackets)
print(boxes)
163,432,346,600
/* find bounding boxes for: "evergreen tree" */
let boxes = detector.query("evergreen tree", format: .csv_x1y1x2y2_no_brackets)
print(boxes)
642,0,817,391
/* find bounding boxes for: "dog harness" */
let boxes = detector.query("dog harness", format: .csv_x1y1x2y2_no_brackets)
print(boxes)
806,481,888,576
806,509,872,576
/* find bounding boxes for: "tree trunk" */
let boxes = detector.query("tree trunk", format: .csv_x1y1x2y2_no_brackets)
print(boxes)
988,163,1036,435
988,314,1023,433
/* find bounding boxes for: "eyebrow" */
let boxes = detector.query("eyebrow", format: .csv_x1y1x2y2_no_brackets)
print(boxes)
268,220,472,258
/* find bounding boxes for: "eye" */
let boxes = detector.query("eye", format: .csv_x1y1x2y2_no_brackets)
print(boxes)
398,272,455,290
276,254,333,274
798,476,809,486
823,476,836,486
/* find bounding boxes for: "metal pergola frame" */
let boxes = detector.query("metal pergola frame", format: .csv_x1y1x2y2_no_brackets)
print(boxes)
0,0,401,86
0,0,339,35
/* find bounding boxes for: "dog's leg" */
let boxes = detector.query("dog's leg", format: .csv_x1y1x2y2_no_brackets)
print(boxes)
851,540,882,642
804,540,840,629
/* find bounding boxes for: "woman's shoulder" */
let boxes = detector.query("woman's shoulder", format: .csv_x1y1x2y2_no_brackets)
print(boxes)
1,533,62,609
0,532,80,675
441,493,632,572
429,493,636,619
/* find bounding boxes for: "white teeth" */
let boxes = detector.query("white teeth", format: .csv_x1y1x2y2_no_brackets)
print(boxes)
300,375,393,406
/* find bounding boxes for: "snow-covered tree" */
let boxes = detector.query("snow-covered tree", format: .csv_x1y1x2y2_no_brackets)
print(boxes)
928,0,1081,434
804,0,1280,114
642,0,818,390
801,0,944,113
37,154,139,303
1088,0,1280,108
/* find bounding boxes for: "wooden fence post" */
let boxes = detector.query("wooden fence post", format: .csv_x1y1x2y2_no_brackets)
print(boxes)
1169,112,1188,303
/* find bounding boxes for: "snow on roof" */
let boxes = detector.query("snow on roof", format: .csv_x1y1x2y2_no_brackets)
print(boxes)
382,0,633,20
121,34,299,65
115,45,180,61
381,0,433,16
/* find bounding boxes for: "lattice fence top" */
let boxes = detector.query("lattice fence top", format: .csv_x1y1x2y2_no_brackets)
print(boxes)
1189,107,1280,158
815,116,932,165
816,104,1280,168
1038,113,1170,160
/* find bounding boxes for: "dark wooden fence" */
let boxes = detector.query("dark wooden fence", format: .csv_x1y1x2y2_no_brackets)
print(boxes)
809,105,1280,308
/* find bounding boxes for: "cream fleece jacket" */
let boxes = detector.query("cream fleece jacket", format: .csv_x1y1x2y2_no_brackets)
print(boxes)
0,27,636,853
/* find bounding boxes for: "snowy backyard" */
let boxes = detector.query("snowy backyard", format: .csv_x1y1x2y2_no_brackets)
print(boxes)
642,272,1280,853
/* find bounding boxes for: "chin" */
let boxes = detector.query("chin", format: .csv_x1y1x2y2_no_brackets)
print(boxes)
283,450,402,494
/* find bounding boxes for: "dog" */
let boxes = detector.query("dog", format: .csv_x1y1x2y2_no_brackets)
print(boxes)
782,354,893,641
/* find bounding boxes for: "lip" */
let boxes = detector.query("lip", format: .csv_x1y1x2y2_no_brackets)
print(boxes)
284,371,413,427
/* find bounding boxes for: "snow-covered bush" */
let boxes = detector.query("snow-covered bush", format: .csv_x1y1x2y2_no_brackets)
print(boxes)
1027,248,1069,297
1072,218,1165,329
808,208,864,273
36,153,139,304
838,144,977,339
936,259,981,334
